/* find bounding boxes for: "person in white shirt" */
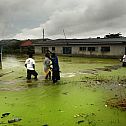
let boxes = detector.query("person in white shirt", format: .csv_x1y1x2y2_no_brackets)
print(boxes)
122,54,126,67
43,53,51,79
25,54,38,80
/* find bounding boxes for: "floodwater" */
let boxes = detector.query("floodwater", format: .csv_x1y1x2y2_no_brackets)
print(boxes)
0,55,126,126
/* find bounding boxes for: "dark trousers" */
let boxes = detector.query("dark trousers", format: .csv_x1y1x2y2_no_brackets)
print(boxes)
27,69,38,80
122,62,126,67
52,70,60,83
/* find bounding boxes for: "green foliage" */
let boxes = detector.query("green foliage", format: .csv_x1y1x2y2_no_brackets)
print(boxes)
3,41,21,54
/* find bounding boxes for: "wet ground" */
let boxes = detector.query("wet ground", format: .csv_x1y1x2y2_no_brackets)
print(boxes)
0,55,126,126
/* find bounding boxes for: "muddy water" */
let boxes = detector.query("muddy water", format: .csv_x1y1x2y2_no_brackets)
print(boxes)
0,55,126,126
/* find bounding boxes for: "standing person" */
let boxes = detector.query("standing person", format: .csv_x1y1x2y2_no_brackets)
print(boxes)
25,54,38,80
43,53,51,79
50,53,60,83
122,54,126,67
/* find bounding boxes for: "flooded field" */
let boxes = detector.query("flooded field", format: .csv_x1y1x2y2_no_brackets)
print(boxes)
0,55,126,126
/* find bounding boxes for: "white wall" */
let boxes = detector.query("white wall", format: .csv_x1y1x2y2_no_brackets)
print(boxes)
35,45,125,57
35,46,41,54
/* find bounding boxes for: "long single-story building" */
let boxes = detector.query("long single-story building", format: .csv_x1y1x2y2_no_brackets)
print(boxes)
33,37,126,58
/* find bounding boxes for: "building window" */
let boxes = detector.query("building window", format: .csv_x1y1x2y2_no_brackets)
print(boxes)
41,47,48,53
52,47,55,51
79,47,86,51
63,47,72,54
101,47,110,52
88,47,95,51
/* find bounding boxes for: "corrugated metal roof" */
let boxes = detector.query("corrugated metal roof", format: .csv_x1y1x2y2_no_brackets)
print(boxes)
33,37,126,46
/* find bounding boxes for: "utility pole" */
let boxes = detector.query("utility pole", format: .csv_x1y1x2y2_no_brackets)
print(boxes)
43,28,45,41
0,45,3,69
63,29,66,39
63,29,68,45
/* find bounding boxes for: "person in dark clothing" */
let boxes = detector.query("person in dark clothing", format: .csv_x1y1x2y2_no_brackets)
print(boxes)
25,54,38,80
51,53,60,83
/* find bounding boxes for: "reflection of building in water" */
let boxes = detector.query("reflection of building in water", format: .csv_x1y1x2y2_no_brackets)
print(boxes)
33,37,126,58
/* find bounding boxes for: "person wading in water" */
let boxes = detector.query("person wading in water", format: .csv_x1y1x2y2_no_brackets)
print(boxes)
43,52,51,79
25,54,38,80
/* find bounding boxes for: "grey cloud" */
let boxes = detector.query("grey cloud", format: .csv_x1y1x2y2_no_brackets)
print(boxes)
1,0,126,39
0,0,48,38
41,0,126,38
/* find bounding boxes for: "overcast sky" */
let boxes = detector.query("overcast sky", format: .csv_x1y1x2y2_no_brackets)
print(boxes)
0,0,126,40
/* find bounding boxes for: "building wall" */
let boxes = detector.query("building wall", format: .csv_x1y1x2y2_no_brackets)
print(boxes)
72,45,125,57
35,45,126,58
77,46,99,56
35,46,63,54
110,45,124,56
35,46,42,54
72,46,79,54
55,46,62,54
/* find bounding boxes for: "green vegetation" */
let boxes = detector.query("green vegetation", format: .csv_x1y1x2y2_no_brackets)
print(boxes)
2,40,21,54
0,55,126,126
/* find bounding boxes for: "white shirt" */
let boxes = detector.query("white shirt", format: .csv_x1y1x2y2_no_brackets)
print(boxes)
25,58,35,70
123,55,126,62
